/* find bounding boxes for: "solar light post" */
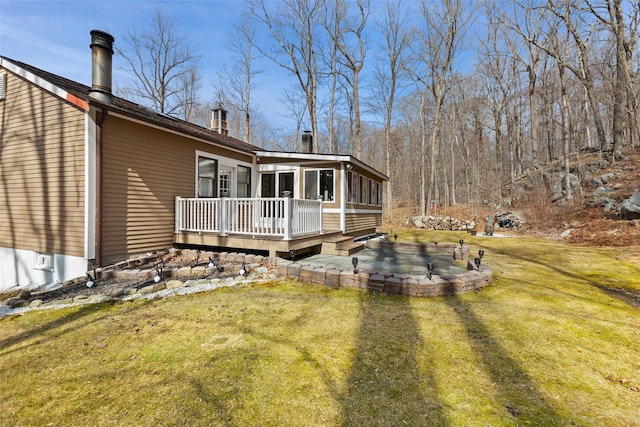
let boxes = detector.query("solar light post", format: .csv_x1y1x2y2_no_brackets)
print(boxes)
427,262,434,280
154,262,164,283
213,257,224,272
474,257,481,271
352,257,359,274
86,270,96,288
290,248,296,262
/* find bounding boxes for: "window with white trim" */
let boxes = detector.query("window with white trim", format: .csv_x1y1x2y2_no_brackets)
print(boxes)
304,169,334,201
219,170,231,197
197,156,218,198
359,175,367,204
347,171,358,203
261,171,294,197
369,179,376,205
237,166,251,197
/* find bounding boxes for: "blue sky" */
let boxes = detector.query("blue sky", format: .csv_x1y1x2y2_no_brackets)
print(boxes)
0,0,290,124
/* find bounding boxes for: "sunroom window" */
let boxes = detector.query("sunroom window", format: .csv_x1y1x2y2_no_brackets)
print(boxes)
237,166,251,197
198,156,217,198
359,175,368,204
347,171,358,203
304,169,334,201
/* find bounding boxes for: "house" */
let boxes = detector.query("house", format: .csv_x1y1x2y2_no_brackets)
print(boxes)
0,30,387,291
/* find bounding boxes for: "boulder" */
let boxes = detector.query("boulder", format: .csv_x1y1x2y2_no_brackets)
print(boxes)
494,211,523,229
601,172,616,184
548,172,582,202
586,178,602,189
411,216,425,228
620,192,640,219
6,297,28,308
602,198,617,212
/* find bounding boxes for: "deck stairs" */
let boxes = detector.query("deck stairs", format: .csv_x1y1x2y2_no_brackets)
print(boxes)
321,235,364,256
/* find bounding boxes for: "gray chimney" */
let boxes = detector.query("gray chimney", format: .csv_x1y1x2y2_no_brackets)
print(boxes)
302,130,313,153
89,30,114,104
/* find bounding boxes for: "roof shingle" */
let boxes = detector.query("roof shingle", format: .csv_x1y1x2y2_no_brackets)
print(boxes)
1,56,262,154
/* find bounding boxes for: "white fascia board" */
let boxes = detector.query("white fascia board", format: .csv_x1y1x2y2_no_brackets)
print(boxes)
255,151,348,162
0,58,89,111
258,163,300,172
255,150,388,182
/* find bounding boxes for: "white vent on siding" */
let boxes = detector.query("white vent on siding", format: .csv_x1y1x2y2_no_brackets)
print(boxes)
0,73,6,100
34,252,55,272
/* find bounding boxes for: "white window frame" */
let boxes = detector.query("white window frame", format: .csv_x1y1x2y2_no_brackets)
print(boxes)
195,150,253,198
304,168,335,202
359,175,368,205
369,178,376,206
258,169,297,198
347,170,358,204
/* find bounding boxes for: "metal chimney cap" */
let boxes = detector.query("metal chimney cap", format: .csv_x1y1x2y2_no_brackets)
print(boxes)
90,30,114,54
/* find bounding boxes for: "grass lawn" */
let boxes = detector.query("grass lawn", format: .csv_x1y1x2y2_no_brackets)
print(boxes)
1,231,639,426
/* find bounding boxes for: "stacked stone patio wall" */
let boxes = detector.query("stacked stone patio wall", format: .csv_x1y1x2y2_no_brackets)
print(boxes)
91,242,491,298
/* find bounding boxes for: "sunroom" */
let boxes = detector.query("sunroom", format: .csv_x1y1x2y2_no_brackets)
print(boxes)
174,150,387,257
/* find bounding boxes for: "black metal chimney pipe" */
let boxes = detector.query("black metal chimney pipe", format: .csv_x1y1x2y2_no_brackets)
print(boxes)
89,30,114,104
302,130,313,153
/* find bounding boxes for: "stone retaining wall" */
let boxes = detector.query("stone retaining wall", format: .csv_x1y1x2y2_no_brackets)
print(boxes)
4,244,492,310
92,244,491,298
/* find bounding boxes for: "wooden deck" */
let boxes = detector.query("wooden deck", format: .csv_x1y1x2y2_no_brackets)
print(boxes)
174,230,345,257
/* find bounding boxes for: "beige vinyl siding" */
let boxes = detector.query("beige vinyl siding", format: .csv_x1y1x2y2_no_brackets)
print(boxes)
322,213,341,232
345,212,382,235
101,116,253,260
0,69,85,256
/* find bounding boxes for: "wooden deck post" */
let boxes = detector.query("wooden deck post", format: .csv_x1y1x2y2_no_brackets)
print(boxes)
220,198,228,236
317,195,324,234
283,196,292,241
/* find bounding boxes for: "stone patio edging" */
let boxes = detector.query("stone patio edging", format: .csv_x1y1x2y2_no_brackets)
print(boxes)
1,244,492,315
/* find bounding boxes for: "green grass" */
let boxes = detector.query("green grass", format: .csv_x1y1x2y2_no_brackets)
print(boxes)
1,231,639,426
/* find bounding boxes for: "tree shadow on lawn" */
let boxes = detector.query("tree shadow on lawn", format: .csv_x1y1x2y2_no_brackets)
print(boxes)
444,297,567,424
340,292,447,426
0,300,155,356
475,242,640,310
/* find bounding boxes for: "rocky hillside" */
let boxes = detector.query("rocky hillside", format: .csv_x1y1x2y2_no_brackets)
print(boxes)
513,147,640,247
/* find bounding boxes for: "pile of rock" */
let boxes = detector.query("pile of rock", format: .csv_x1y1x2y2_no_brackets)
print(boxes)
493,211,523,229
409,216,476,231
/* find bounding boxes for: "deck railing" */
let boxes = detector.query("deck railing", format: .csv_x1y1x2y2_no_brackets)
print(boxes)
175,197,323,240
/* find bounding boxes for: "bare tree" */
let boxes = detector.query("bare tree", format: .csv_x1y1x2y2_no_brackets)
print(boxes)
214,14,262,143
543,0,609,153
250,0,325,153
413,0,470,216
330,0,370,159
586,0,639,155
116,7,202,119
322,0,344,154
500,0,547,167
368,0,412,216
